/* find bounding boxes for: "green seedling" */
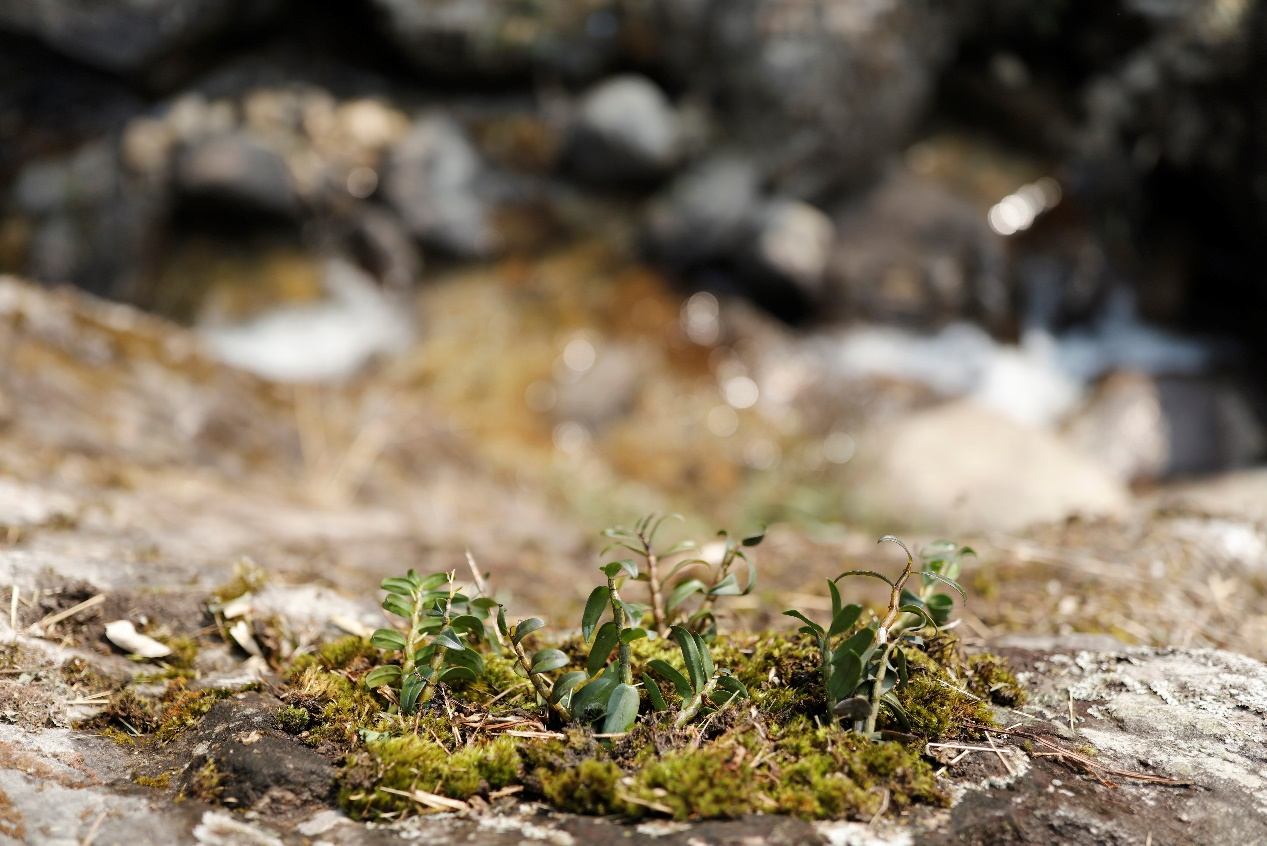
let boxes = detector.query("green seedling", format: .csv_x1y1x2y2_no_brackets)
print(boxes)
496,608,577,723
646,625,749,726
364,570,492,715
575,558,651,734
784,536,968,734
603,514,763,640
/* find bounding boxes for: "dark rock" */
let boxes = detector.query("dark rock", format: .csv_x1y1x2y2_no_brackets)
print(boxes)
827,168,1007,329
745,198,835,305
644,155,760,270
0,0,284,77
567,75,679,184
344,204,421,292
383,117,501,258
174,133,299,218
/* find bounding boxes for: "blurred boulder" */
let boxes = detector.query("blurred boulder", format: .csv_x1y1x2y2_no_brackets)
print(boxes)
383,116,502,258
0,0,284,77
567,74,680,184
174,133,299,217
368,0,621,79
845,399,1130,532
1062,370,1169,484
644,155,760,270
827,168,1007,329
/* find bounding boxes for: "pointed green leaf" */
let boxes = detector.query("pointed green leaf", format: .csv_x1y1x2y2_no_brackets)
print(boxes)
364,665,402,689
828,603,863,638
707,573,742,596
827,579,842,620
899,604,938,631
918,571,967,601
437,666,476,684
927,593,955,625
369,628,407,651
382,594,414,619
832,652,863,700
881,692,910,730
600,559,639,579
833,569,895,589
451,615,486,639
582,586,610,642
530,648,570,674
550,671,588,705
664,540,698,556
619,628,648,644
877,535,914,565
646,659,692,698
711,675,749,707
691,631,714,680
741,526,766,547
381,577,417,597
833,627,874,666
512,617,546,645
432,627,466,652
442,646,486,677
496,605,509,637
670,625,706,692
401,672,426,715
644,674,668,711
601,683,640,734
587,622,619,676
782,610,824,636
570,676,616,722
417,573,449,591
666,579,707,613
895,648,908,690
416,617,445,635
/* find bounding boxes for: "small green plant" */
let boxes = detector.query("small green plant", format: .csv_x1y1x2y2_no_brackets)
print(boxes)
784,536,969,734
601,514,762,639
574,558,650,734
646,625,749,726
363,570,493,715
496,608,578,723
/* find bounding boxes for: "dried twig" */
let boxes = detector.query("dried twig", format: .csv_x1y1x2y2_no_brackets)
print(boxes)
378,786,469,812
31,594,105,631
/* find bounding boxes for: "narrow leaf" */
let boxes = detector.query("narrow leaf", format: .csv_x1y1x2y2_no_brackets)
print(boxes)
363,665,402,689
512,617,546,645
496,605,509,637
437,666,476,684
417,573,450,591
381,577,417,597
691,631,714,680
877,535,914,565
443,646,486,677
644,674,668,712
832,628,875,664
432,627,466,652
531,648,570,674
451,615,486,638
895,648,908,689
382,594,414,619
619,628,648,644
671,625,706,692
707,573,742,596
835,652,864,698
369,628,407,651
646,659,692,698
782,610,825,636
827,603,864,638
570,676,616,722
400,673,426,715
827,580,842,620
587,622,619,676
833,569,895,589
665,579,707,613
741,526,766,547
550,671,588,705
582,586,610,642
899,604,938,631
881,692,911,730
918,571,967,601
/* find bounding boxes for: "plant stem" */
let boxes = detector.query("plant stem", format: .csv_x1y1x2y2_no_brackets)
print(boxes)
420,576,456,704
692,546,735,629
510,638,571,722
638,532,667,637
609,578,633,685
864,640,897,734
820,634,838,727
675,674,719,727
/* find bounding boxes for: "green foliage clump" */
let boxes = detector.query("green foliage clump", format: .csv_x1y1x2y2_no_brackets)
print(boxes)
539,759,628,816
630,747,758,819
286,664,384,749
155,683,236,742
966,653,1027,707
275,705,310,734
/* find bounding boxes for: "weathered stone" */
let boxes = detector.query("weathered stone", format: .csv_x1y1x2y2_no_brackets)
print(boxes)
568,75,679,184
174,133,299,217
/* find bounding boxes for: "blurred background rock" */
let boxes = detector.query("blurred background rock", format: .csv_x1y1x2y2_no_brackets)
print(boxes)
0,0,1265,646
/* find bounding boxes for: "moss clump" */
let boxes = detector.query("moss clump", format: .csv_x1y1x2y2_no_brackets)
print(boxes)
95,689,160,735
100,726,136,746
337,734,521,820
211,560,268,605
284,665,384,749
630,747,758,819
287,636,379,678
133,772,172,789
155,682,234,742
965,653,1027,707
189,760,222,802
276,705,310,734
539,759,628,816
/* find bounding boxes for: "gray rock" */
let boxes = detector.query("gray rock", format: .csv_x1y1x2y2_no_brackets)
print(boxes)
568,75,680,183
643,155,760,269
383,117,501,258
748,199,835,299
0,0,284,75
174,133,299,217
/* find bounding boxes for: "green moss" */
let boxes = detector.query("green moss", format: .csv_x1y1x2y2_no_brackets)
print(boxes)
155,684,235,743
965,653,1027,707
133,772,172,790
539,759,628,816
629,747,757,819
211,560,268,604
285,665,384,749
337,734,521,820
189,760,222,802
100,727,136,746
276,705,310,734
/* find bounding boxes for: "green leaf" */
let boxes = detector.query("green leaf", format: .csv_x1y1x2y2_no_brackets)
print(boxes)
711,675,749,706
881,692,911,730
550,671,588,705
531,648,570,674
600,559,639,580
442,646,486,677
451,615,486,638
369,628,407,651
877,535,914,565
918,571,967,601
927,593,955,625
827,580,842,620
381,577,417,597
471,597,499,609
671,625,706,692
782,610,825,636
570,676,616,722
496,605,509,637
418,573,449,591
666,579,707,613
827,603,863,638
665,557,709,581
833,569,895,589
832,652,863,700
382,594,414,619
644,674,668,711
895,648,908,689
601,683,640,734
646,659,692,698
432,627,466,652
582,586,610,642
741,526,766,547
832,628,874,666
512,617,546,645
708,573,742,596
899,604,938,631
587,622,619,676
363,665,402,689
664,540,698,556
416,617,445,635
400,672,426,715
739,554,757,596
622,602,649,628
437,666,476,684
691,631,714,681
619,628,648,644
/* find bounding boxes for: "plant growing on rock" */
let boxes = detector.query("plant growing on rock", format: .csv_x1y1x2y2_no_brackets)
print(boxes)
574,558,650,734
784,536,967,734
646,625,749,726
601,514,762,639
364,570,492,715
496,607,579,723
